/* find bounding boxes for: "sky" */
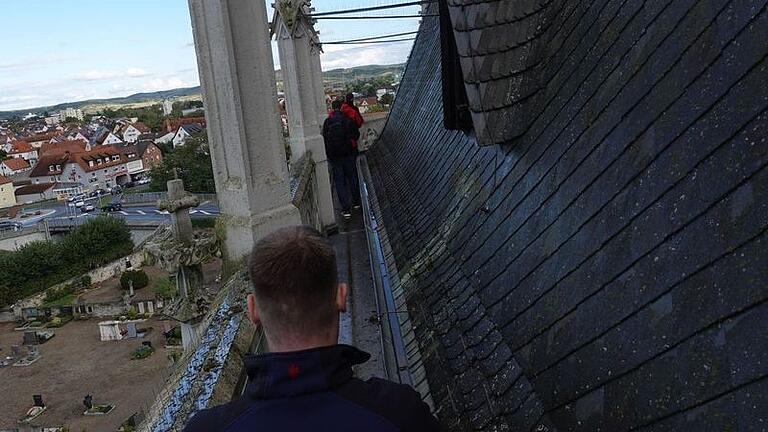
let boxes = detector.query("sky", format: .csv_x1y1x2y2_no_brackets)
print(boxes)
0,0,419,112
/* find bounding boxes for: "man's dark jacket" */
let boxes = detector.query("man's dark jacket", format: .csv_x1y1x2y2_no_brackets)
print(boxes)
323,110,359,159
184,345,441,431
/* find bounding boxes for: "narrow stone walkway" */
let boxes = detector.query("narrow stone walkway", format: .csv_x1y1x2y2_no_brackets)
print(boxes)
331,204,387,380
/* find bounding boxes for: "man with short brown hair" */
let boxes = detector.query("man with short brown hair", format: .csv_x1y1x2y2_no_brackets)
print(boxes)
184,226,441,431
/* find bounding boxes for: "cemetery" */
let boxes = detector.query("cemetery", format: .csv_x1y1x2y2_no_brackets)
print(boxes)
0,177,225,430
0,317,172,430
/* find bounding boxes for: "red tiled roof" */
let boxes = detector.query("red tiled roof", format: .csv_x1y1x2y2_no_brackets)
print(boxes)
15,183,55,195
24,132,60,143
29,154,70,177
132,122,151,133
1,158,30,171
40,140,87,156
70,145,126,172
9,141,33,153
165,117,206,133
0,175,11,185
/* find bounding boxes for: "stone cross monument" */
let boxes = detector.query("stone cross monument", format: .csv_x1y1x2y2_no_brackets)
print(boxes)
156,178,208,349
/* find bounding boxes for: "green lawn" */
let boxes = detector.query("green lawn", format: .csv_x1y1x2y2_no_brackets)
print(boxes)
42,293,76,308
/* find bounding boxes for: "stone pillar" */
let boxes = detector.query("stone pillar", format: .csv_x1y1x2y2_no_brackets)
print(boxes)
166,179,194,245
274,1,336,231
188,0,301,260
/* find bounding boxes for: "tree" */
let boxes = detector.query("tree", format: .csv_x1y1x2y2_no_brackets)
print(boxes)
148,133,215,193
379,93,394,106
0,150,8,160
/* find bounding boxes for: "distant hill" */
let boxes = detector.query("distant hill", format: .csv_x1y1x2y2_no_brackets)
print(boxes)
0,63,405,120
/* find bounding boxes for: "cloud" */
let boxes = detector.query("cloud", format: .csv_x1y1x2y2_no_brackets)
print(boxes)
0,55,76,72
319,41,413,70
74,68,151,81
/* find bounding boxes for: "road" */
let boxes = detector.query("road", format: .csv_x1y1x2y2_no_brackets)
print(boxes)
17,195,220,227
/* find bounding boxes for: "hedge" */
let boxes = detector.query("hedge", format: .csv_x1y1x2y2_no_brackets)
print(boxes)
0,216,133,307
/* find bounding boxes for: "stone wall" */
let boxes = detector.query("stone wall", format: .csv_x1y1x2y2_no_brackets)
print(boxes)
12,249,145,319
0,230,48,251
367,2,768,430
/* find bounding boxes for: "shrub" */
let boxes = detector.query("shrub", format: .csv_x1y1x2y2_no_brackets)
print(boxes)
120,270,149,290
191,218,216,229
130,345,154,360
153,278,177,299
0,217,133,307
126,306,138,320
80,275,92,288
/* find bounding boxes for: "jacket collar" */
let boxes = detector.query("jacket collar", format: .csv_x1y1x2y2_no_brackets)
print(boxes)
244,344,370,399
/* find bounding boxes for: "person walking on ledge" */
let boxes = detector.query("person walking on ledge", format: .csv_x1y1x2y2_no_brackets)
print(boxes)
323,99,361,219
184,226,441,431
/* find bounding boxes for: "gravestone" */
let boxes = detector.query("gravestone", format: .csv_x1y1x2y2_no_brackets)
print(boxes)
22,331,38,346
83,394,93,410
11,345,21,359
33,395,44,407
27,345,39,359
126,322,137,339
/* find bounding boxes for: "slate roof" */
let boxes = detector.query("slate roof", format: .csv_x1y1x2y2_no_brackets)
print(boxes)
367,1,768,430
180,123,205,135
444,0,567,145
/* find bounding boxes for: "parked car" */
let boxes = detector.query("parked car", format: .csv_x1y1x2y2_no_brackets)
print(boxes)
136,178,151,186
67,194,85,203
74,200,85,208
0,221,21,231
81,204,96,213
89,189,106,198
101,202,123,212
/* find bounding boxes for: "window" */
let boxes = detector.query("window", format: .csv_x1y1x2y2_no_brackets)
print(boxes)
55,164,61,171
48,165,54,172
439,0,473,131
89,160,94,167
97,158,102,165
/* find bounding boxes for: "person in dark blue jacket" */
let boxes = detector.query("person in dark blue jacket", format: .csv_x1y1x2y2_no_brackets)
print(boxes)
323,98,361,219
184,226,441,432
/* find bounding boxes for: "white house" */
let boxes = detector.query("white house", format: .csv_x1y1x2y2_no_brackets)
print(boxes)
121,122,150,143
172,123,205,147
8,141,39,163
154,131,175,145
95,131,123,146
0,158,31,176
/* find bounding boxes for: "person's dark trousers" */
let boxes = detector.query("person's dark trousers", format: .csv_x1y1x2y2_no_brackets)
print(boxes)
330,156,360,212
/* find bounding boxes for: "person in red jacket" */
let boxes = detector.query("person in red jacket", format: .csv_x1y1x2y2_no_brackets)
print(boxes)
329,93,364,151
342,93,364,128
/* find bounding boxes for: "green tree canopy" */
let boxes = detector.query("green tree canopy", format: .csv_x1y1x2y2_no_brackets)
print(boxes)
148,133,215,193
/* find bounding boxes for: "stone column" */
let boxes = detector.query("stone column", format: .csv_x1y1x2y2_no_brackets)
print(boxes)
275,1,336,231
188,0,300,260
